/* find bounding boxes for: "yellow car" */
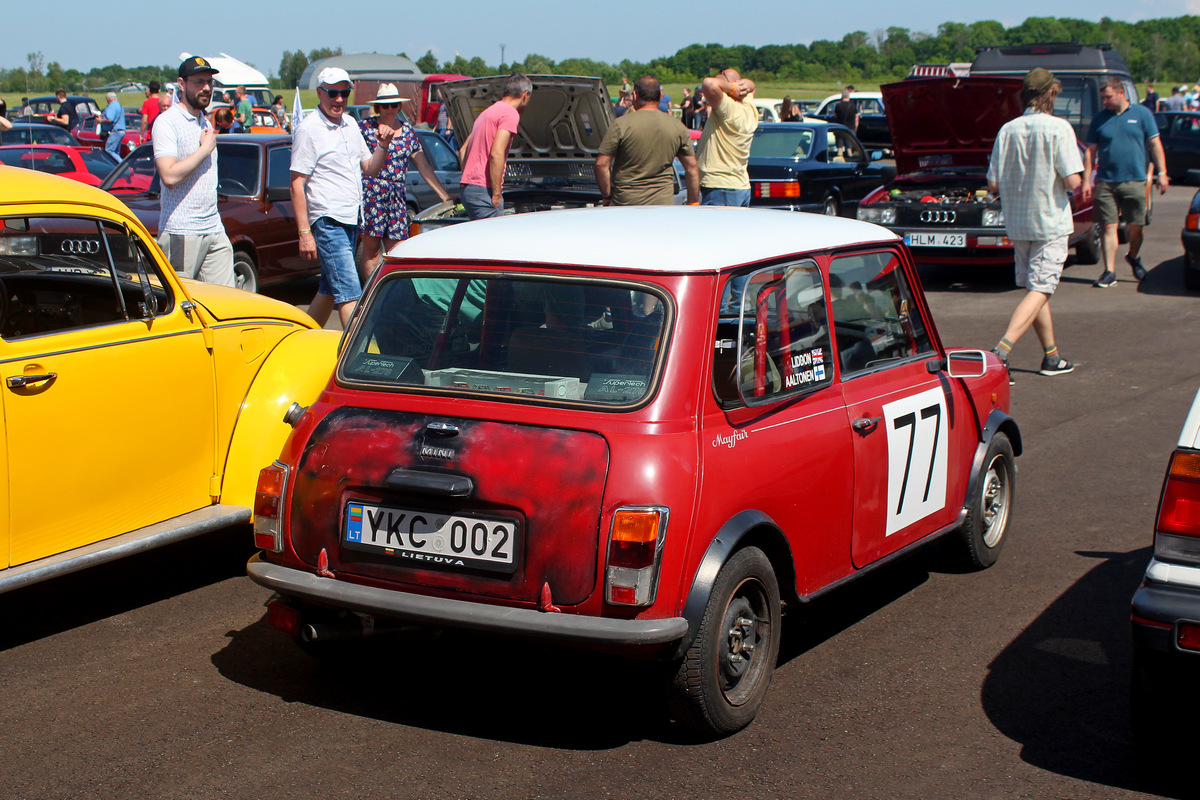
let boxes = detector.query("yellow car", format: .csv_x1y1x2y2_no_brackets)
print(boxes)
0,166,338,592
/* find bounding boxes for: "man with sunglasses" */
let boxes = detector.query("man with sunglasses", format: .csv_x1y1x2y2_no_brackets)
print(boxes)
291,67,393,326
152,56,236,286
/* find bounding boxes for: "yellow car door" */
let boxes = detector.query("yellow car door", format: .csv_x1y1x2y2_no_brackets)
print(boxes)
0,215,216,568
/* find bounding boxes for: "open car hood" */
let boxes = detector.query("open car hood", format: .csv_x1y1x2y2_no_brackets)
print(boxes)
881,77,1023,175
439,75,611,181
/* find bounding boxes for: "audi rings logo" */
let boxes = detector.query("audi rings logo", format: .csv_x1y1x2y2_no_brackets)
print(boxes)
60,239,101,254
919,209,957,224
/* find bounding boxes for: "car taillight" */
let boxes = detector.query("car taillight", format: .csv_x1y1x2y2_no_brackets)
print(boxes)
253,462,289,552
606,507,669,607
752,181,800,199
1187,213,1199,231
1154,449,1200,564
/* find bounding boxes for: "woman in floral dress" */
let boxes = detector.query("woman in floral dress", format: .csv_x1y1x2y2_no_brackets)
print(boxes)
359,83,452,280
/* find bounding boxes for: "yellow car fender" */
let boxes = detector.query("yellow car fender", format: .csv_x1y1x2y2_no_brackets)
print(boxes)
220,328,340,510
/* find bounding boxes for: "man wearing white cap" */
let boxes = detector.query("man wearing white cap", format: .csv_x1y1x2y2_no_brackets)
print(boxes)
291,66,393,326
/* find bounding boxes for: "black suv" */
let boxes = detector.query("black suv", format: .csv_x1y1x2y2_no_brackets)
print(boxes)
970,43,1136,140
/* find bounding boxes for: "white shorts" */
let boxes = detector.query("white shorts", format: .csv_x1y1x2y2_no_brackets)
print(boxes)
1013,235,1068,295
157,230,236,287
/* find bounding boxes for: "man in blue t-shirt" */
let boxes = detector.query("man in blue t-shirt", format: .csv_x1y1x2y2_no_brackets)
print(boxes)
100,92,126,158
1083,77,1169,288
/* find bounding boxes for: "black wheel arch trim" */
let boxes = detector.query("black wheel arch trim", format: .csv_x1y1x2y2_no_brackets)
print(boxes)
674,510,795,660
963,409,1021,516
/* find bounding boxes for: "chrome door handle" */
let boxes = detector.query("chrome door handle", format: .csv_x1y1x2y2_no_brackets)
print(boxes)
852,415,882,434
6,373,56,388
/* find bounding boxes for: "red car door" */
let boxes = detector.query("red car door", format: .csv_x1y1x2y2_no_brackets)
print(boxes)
826,248,971,568
696,260,855,596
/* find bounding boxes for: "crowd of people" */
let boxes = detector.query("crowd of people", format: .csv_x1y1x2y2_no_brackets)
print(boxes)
1,59,1180,385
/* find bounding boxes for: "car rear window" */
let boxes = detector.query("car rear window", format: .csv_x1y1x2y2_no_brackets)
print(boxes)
751,127,814,159
339,272,668,406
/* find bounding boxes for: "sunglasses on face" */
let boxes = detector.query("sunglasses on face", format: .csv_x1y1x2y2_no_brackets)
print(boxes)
322,88,352,99
378,102,400,109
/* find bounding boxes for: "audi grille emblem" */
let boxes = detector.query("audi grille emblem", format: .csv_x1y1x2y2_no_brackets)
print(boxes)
919,210,957,224
60,239,101,254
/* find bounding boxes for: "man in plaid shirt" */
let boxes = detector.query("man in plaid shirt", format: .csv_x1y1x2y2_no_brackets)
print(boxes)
987,68,1084,381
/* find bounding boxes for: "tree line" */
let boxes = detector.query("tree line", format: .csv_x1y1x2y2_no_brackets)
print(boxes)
7,16,1200,95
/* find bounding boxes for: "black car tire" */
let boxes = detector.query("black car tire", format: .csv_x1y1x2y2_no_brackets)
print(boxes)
233,250,258,294
822,195,839,217
1074,223,1102,265
1185,251,1200,291
951,432,1014,570
667,546,781,739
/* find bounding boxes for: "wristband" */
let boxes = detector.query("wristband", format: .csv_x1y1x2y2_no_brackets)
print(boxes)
299,228,311,235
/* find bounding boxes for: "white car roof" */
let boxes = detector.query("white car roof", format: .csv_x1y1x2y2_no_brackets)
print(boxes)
391,206,900,273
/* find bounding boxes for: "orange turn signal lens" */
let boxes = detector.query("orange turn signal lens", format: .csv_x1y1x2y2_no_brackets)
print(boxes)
612,510,661,544
1187,213,1199,230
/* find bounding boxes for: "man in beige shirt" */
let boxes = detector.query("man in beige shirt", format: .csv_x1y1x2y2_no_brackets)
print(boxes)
697,68,757,206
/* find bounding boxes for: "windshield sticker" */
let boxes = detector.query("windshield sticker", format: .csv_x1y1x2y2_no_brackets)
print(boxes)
784,348,828,389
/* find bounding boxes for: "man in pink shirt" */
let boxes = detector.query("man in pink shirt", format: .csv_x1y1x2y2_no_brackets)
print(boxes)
457,73,532,219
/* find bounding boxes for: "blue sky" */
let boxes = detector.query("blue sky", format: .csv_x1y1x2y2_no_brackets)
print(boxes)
7,0,1198,76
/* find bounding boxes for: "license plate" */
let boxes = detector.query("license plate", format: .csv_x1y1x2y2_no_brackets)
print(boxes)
344,501,518,574
905,232,966,247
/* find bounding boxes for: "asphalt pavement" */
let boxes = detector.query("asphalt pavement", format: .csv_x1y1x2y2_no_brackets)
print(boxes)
2,187,1199,799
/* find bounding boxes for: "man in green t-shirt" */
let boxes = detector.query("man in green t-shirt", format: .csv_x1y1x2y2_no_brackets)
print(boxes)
595,76,699,206
235,85,253,129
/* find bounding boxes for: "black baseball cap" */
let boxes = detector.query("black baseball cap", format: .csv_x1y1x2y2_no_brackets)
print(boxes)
179,56,219,78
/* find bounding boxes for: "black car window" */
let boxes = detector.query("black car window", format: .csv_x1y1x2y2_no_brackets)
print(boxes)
80,150,118,179
104,143,159,193
828,250,933,376
215,142,260,197
0,216,174,340
750,127,814,159
833,130,866,162
714,261,832,407
419,133,459,171
0,149,73,174
267,145,291,188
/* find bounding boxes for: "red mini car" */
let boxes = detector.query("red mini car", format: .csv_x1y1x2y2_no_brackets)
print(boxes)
0,144,119,186
72,112,142,157
857,76,1100,267
247,206,1020,737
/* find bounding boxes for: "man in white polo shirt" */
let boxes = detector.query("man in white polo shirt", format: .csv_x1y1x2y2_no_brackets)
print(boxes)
290,67,393,327
151,56,235,286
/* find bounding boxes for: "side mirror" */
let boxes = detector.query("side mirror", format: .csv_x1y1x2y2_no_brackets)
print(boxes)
870,150,884,161
266,185,291,203
945,349,987,378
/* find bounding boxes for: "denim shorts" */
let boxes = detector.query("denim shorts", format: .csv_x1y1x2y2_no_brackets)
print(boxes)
701,186,751,207
311,217,361,304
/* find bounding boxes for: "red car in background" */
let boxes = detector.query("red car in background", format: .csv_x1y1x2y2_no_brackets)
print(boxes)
73,111,143,157
856,77,1100,267
0,145,119,186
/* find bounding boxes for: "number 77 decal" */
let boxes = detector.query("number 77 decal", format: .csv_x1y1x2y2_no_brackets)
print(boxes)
882,387,949,536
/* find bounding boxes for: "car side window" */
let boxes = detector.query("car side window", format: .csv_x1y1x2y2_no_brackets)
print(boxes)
216,143,260,197
421,134,459,171
267,146,291,188
834,130,866,162
828,250,933,376
713,261,833,407
0,217,174,340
